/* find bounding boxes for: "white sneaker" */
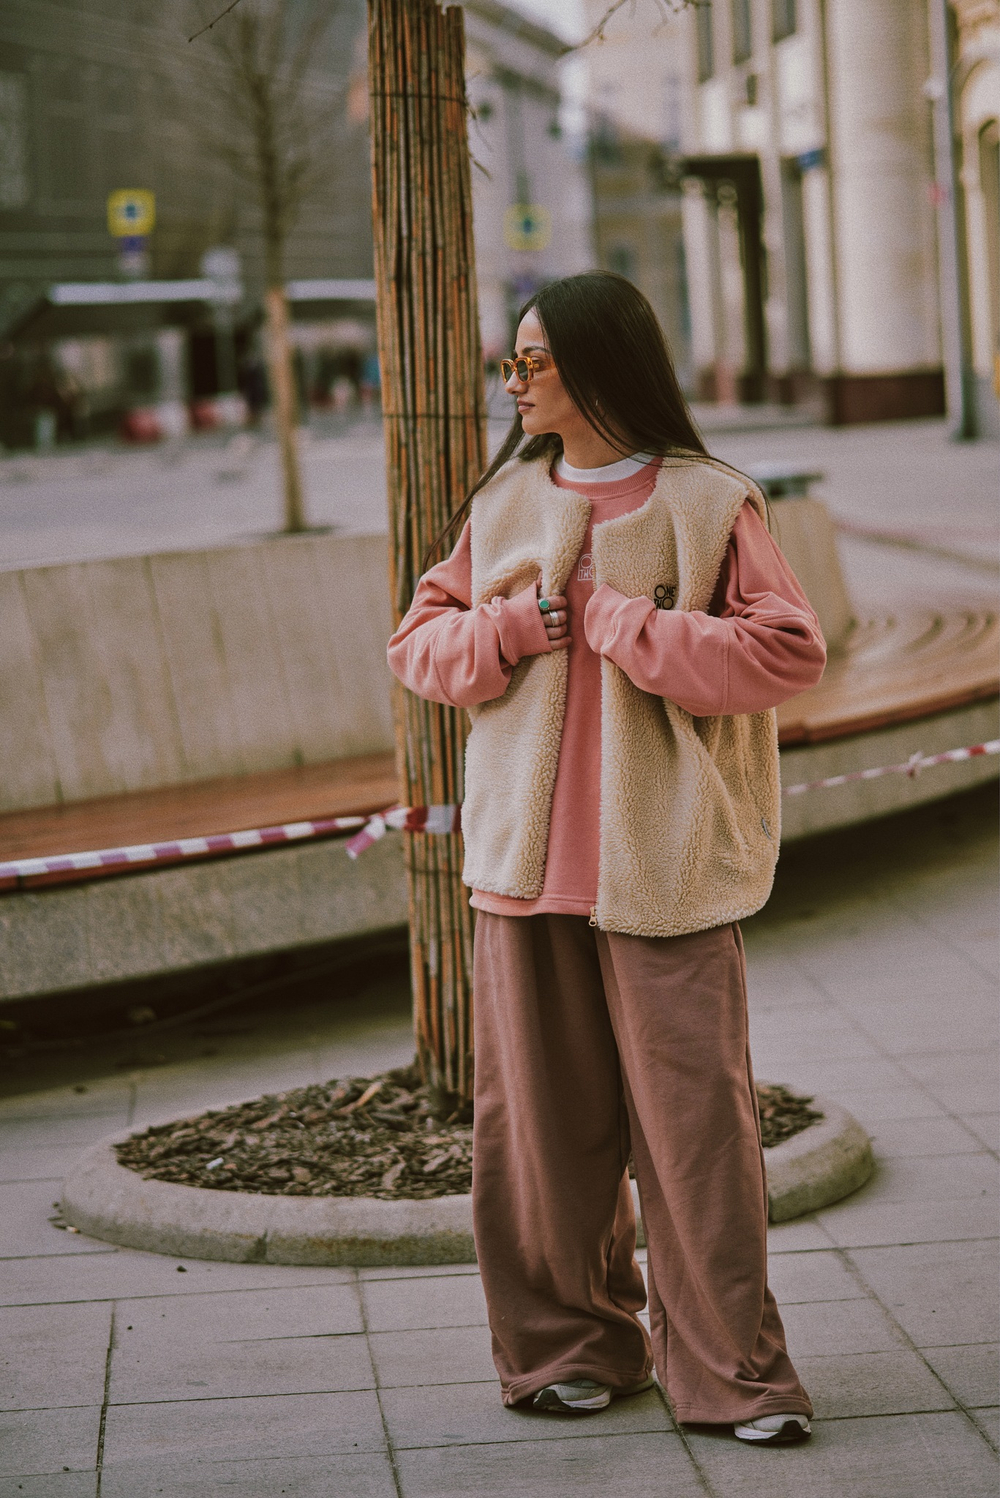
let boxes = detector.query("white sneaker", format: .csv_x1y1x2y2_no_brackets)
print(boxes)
734,1412,811,1444
532,1374,654,1414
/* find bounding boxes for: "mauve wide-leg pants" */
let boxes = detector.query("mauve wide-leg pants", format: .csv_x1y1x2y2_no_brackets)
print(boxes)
471,911,813,1424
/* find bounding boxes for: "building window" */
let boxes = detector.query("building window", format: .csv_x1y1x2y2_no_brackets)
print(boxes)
0,72,30,210
609,244,637,281
696,3,715,83
731,0,752,63
772,0,796,42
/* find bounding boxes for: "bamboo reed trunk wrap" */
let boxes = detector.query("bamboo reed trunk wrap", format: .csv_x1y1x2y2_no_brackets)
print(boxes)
368,0,486,1099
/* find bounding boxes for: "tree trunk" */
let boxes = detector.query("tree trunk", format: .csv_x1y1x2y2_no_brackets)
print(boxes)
368,0,487,1103
264,285,307,534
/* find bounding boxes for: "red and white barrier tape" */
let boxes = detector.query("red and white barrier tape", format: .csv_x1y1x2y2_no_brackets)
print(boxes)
1,741,995,888
781,739,1000,798
0,814,370,890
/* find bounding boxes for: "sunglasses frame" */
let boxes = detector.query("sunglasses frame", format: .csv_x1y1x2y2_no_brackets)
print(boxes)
500,353,545,384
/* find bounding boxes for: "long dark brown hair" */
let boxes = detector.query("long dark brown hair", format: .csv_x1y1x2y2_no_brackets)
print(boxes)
426,271,710,566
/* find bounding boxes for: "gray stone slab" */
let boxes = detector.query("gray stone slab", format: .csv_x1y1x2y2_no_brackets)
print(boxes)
765,1217,836,1253
0,1476,97,1498
0,1116,128,1150
797,1348,955,1418
825,1086,948,1124
920,1344,1000,1408
101,1389,386,1462
970,1407,999,1448
683,1411,1000,1497
814,1195,998,1249
358,1263,483,1280
369,1324,496,1389
0,1145,84,1184
381,1378,671,1452
963,1114,1000,1152
98,1451,398,1498
0,1081,133,1121
850,1240,1000,1347
780,1297,904,1358
395,1431,703,1498
1,1302,111,1412
0,1183,114,1259
766,1249,865,1304
361,1272,489,1333
0,1246,353,1308
857,1153,998,1204
112,1326,373,1405
866,1116,988,1157
0,1406,99,1479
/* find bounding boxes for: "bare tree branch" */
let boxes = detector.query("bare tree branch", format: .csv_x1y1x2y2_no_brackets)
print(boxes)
188,0,244,44
573,0,699,50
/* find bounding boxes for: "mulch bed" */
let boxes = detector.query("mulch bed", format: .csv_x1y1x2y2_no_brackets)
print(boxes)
116,1068,823,1201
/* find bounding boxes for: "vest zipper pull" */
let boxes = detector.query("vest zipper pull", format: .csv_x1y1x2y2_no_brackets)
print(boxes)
588,906,598,928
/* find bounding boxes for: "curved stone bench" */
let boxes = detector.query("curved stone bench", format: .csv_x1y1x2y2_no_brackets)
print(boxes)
61,1095,873,1267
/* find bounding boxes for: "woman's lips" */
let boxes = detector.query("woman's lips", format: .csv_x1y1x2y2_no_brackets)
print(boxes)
517,402,533,412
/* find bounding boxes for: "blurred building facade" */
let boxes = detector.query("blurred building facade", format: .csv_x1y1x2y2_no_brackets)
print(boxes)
580,0,999,430
0,0,593,446
463,0,593,363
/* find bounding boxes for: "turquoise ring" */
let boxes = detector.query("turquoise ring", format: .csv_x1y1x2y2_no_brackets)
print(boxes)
538,597,551,613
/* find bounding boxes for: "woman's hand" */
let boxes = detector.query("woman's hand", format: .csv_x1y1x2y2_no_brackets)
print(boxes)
537,576,571,650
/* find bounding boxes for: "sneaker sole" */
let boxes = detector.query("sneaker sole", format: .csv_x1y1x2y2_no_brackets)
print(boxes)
734,1419,811,1445
532,1376,655,1415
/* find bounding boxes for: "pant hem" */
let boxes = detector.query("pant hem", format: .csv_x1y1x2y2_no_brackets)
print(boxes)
503,1362,654,1408
673,1396,814,1425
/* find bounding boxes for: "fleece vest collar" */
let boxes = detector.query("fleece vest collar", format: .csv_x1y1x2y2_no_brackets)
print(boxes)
461,454,781,937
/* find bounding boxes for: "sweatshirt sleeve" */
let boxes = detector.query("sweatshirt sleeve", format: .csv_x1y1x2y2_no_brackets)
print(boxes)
583,500,826,716
387,521,551,708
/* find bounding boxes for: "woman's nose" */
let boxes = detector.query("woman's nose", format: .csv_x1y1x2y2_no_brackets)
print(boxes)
505,368,527,393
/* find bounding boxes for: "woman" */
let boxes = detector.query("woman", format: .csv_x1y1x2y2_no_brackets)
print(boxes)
388,272,825,1444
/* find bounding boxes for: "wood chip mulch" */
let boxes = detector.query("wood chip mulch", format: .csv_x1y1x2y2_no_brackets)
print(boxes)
115,1069,822,1201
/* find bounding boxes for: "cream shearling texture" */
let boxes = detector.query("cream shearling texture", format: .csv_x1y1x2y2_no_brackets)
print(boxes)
464,454,781,936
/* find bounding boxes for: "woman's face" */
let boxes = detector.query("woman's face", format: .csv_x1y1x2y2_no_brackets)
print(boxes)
505,311,583,442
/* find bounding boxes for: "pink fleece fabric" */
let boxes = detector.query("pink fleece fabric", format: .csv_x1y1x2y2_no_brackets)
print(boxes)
387,459,826,915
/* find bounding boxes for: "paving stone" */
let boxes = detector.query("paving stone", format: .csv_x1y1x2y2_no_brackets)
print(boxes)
920,1344,999,1408
824,1086,947,1123
0,1406,99,1479
361,1271,489,1333
766,1249,864,1304
0,1247,353,1308
962,1114,1000,1152
969,1407,999,1448
866,1116,987,1158
1,1302,111,1412
856,1153,997,1205
683,1410,1000,1497
0,1117,128,1151
797,1348,955,1417
780,1296,903,1358
98,1451,398,1498
0,1145,86,1184
0,1184,114,1260
814,1195,998,1249
764,1217,835,1253
380,1377,671,1451
369,1324,496,1388
101,1390,386,1462
109,1283,366,1404
394,1431,703,1498
358,1263,483,1280
0,1082,133,1122
0,1475,97,1497
850,1240,1000,1347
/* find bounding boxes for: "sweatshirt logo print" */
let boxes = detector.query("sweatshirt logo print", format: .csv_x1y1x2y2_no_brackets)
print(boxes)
654,583,676,609
578,551,594,582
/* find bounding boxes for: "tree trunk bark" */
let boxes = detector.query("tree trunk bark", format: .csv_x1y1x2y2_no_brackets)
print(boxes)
368,0,487,1104
264,284,307,534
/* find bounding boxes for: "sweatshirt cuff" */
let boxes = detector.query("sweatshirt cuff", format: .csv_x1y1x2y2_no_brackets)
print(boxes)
584,583,648,654
494,582,551,665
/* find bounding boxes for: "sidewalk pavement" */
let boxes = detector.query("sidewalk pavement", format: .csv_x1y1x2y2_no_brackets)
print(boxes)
1,782,996,1497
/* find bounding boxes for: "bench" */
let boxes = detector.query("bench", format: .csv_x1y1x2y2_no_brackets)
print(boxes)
0,488,995,1003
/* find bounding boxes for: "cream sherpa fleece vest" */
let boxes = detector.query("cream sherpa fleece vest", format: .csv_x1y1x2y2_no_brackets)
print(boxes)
462,453,781,938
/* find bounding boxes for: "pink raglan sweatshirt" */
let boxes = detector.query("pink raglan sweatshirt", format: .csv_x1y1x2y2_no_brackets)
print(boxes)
387,458,826,917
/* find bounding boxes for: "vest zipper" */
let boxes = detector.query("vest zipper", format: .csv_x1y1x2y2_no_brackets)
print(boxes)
588,906,598,928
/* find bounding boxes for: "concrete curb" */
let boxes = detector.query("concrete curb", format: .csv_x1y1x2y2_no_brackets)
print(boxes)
61,1093,871,1266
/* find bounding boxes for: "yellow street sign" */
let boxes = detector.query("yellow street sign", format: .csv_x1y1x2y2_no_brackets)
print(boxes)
107,189,156,238
503,204,552,252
